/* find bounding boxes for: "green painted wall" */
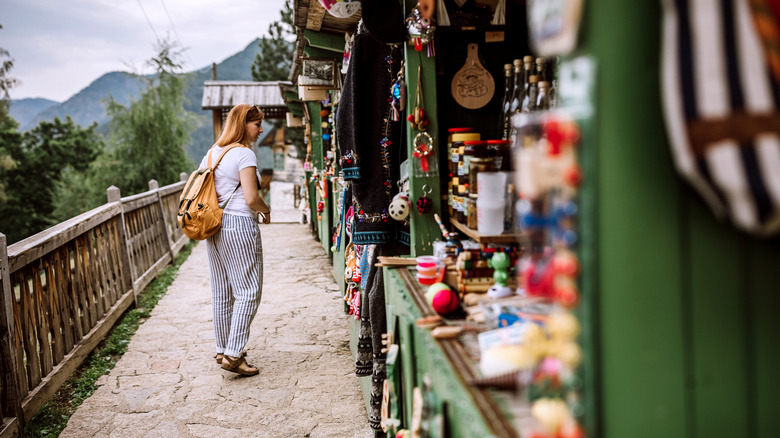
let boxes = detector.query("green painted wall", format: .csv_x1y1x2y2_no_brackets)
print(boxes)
581,1,780,437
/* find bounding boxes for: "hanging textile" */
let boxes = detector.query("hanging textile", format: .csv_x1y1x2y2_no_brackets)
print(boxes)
661,0,780,236
336,16,405,244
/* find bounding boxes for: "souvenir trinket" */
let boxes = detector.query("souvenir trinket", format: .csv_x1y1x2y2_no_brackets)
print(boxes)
388,192,412,221
318,0,361,18
406,3,436,56
412,132,435,174
416,184,433,214
390,64,406,122
408,66,429,131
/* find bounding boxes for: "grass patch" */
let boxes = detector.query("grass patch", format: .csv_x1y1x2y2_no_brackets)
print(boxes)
24,241,196,438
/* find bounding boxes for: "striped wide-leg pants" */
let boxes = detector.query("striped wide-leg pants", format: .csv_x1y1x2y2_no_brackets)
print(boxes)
205,214,263,357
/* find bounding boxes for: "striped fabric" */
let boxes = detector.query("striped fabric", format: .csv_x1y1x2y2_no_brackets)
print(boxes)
662,0,780,236
206,214,264,357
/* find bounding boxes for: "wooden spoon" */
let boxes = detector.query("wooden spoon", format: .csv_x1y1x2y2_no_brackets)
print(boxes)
450,43,495,109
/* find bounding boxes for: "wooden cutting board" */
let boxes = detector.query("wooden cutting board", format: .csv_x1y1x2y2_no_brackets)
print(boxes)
451,43,495,109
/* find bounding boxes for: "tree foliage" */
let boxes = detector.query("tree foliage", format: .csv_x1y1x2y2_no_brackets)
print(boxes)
0,24,18,202
251,0,295,82
105,40,193,196
0,116,102,243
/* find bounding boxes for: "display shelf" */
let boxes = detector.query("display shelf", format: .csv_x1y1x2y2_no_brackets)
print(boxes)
450,218,525,244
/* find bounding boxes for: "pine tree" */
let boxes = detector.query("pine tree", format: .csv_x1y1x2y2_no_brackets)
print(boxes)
0,24,18,202
250,0,305,161
251,0,295,82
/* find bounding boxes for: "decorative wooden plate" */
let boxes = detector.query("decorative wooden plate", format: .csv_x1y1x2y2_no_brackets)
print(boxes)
451,43,495,109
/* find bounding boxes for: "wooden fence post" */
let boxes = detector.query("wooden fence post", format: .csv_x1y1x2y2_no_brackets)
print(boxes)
107,186,136,305
0,233,23,437
149,180,176,263
180,172,188,182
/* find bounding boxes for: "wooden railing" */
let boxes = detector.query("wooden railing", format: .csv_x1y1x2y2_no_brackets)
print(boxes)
0,175,189,437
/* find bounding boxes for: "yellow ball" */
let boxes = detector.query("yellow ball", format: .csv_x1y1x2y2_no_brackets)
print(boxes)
558,341,582,368
547,313,580,341
531,398,570,433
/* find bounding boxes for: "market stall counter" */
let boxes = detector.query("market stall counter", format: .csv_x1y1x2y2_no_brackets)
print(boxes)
382,265,539,438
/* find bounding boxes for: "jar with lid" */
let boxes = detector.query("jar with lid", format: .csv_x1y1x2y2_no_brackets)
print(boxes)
462,140,487,197
468,157,495,199
486,139,513,171
466,198,479,229
447,128,475,175
449,130,478,218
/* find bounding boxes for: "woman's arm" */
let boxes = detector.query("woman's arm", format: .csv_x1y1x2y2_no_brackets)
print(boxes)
239,166,270,214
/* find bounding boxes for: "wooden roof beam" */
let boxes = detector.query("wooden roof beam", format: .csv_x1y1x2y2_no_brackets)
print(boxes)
305,0,325,31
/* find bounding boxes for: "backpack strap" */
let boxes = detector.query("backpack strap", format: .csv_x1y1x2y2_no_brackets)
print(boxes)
220,184,241,209
207,143,242,169
206,143,244,210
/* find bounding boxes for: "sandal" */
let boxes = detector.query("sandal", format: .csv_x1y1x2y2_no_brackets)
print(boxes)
221,355,259,376
214,350,246,364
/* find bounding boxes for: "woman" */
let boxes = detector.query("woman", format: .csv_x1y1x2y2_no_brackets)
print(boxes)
202,104,270,376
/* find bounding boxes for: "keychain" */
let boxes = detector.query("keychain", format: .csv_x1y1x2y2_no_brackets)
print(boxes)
416,184,433,214
391,61,406,122
389,191,412,221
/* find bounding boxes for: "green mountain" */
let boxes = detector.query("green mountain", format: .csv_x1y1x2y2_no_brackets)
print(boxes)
21,72,141,131
17,38,265,164
8,98,60,127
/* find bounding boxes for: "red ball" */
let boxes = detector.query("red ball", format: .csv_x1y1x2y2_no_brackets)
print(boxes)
431,288,459,315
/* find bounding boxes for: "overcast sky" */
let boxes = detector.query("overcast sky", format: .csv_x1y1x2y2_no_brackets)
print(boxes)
2,0,287,102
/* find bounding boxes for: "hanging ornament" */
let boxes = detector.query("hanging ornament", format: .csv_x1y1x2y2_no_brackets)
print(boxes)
318,0,361,19
390,63,407,122
389,191,412,221
406,2,436,56
407,66,429,131
412,132,434,174
416,184,433,214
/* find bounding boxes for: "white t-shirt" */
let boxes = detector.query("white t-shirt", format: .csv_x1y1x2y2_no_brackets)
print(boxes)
199,145,259,218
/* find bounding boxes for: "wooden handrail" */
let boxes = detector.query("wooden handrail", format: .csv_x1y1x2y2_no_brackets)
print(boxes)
0,177,189,435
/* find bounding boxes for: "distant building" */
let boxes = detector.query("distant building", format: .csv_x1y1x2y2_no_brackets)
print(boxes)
201,80,303,183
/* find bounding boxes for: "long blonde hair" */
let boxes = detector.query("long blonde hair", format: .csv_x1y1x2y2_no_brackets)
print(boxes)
215,104,264,147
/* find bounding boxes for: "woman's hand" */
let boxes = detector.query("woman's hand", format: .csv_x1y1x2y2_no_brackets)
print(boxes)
260,212,271,224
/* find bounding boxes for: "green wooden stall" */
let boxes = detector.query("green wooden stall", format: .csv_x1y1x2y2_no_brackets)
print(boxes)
578,1,780,437
293,0,780,436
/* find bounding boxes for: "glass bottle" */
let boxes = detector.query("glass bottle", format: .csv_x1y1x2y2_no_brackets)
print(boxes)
522,75,539,113
519,56,534,110
509,59,524,114
535,57,547,83
500,63,514,140
536,81,550,112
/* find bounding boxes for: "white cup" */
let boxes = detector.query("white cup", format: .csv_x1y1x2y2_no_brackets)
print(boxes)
477,197,506,235
477,172,507,202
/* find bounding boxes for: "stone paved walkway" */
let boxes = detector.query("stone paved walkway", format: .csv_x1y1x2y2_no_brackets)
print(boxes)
60,221,371,438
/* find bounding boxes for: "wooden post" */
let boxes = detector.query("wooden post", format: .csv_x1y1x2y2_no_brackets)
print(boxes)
107,186,136,305
180,172,188,182
212,109,222,142
0,233,24,436
149,180,176,263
